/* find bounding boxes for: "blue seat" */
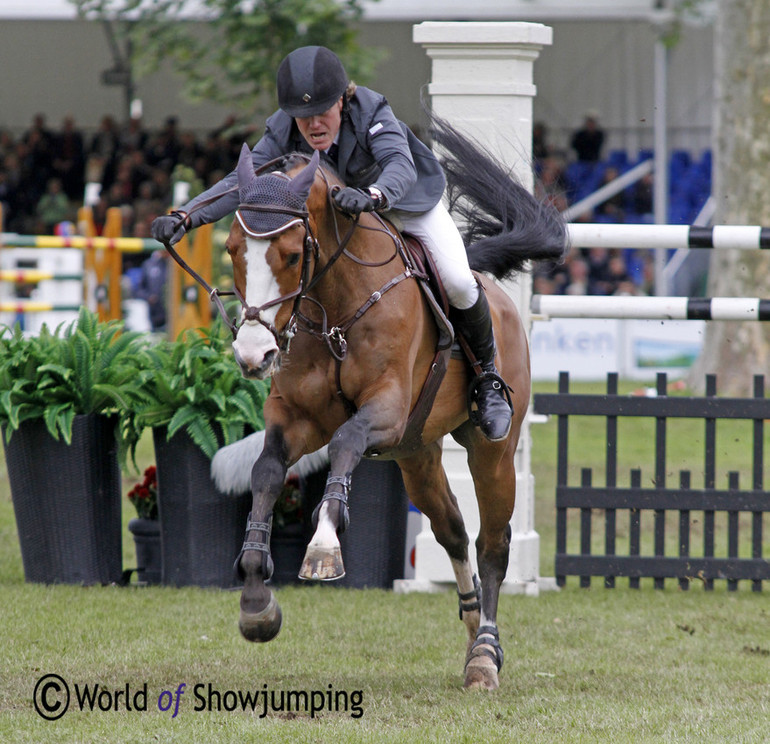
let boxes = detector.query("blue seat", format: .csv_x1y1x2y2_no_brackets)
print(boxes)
607,149,629,169
637,148,654,164
566,161,600,201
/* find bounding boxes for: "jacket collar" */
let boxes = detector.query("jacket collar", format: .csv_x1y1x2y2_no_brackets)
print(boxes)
336,122,356,179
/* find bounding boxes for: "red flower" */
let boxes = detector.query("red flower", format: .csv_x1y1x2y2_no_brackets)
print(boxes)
127,465,159,520
142,466,157,487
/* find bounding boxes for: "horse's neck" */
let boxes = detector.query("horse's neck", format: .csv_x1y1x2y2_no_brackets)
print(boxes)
312,214,399,317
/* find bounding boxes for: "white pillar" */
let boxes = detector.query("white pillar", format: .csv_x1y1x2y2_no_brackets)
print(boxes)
398,21,554,596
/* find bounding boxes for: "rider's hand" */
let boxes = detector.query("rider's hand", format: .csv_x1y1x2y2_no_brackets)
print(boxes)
151,211,190,245
334,187,375,215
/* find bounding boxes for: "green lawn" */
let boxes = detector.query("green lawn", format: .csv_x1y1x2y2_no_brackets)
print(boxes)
1,381,769,743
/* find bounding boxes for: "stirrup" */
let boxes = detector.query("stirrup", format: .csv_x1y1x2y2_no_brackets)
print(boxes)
233,513,274,581
466,370,513,440
311,473,352,533
467,625,504,672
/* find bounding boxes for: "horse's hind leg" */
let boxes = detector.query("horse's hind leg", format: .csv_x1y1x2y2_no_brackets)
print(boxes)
461,434,518,690
397,443,483,658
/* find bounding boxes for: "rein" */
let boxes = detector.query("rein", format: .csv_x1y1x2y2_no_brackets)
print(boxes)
162,184,245,338
292,176,415,362
161,154,309,340
162,153,415,364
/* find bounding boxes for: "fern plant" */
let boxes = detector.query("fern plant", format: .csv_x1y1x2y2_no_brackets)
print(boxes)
127,324,269,460
0,308,147,454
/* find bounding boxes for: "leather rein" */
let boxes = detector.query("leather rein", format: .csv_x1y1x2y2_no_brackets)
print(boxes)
162,155,419,366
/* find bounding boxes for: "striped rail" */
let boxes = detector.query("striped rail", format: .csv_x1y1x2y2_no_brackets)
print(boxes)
566,223,770,251
0,233,160,252
531,295,770,321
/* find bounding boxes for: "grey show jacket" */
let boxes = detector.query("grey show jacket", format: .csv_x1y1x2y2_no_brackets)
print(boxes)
180,86,446,228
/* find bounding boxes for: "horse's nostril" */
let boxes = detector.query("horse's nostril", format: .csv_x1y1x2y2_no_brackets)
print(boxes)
261,349,277,371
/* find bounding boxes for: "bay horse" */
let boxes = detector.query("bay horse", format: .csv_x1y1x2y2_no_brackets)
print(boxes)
211,117,565,690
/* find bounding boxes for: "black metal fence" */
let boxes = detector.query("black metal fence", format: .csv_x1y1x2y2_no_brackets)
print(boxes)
533,372,770,591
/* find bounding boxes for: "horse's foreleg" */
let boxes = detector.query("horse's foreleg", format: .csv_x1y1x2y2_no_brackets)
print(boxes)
299,412,373,581
237,428,288,643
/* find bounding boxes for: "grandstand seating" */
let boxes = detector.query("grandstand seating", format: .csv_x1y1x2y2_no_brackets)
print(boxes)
564,148,712,224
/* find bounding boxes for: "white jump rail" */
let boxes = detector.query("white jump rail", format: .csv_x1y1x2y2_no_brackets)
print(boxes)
531,295,770,321
567,223,770,251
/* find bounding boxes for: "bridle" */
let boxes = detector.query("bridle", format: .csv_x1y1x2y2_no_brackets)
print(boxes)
162,156,311,344
163,154,412,360
233,199,318,352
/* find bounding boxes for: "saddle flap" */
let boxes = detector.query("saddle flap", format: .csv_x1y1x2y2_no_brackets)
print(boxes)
360,227,455,458
400,232,454,352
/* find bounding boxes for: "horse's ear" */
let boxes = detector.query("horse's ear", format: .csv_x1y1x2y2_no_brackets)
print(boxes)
289,150,320,201
236,143,255,190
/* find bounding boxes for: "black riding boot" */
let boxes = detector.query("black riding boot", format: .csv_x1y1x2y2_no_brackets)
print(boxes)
454,288,513,442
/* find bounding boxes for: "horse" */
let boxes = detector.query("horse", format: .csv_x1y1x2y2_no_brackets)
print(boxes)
203,116,565,690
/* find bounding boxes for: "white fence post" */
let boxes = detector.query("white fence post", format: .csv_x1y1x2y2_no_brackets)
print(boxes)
398,21,554,595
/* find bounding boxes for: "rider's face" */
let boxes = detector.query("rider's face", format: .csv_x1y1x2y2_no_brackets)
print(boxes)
295,98,343,152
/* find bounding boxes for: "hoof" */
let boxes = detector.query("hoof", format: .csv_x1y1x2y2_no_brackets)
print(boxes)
239,593,282,643
463,655,500,690
298,544,345,581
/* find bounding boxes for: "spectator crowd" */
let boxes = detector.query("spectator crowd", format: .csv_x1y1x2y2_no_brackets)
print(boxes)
532,112,663,298
1,108,708,310
0,111,262,331
0,112,258,241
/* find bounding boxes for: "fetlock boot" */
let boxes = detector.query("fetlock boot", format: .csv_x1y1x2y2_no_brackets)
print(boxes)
454,288,513,442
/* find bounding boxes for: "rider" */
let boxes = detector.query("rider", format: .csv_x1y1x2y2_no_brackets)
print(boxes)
152,45,512,442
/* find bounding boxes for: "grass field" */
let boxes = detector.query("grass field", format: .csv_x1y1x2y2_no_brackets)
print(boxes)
1,381,769,743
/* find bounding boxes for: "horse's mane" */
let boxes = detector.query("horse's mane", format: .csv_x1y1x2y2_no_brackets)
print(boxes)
428,112,569,280
283,151,343,185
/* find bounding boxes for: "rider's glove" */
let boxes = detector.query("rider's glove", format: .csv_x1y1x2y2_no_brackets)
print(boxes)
334,187,377,215
151,210,190,245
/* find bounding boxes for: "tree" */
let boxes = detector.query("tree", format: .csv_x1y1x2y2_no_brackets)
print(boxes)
689,0,770,394
70,0,380,118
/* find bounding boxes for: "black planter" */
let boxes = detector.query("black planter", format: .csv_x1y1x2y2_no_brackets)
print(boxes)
269,521,306,586
152,426,250,588
128,517,162,585
300,459,409,589
3,414,122,585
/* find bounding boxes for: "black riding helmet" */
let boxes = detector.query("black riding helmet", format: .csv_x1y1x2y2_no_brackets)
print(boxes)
277,46,348,118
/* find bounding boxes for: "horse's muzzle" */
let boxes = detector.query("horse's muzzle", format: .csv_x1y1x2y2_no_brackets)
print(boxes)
233,345,279,380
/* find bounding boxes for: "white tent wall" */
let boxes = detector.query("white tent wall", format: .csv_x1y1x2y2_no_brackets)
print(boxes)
530,20,714,157
0,20,231,138
0,18,712,160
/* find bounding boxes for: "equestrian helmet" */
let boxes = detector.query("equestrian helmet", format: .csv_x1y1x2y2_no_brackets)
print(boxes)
277,46,348,118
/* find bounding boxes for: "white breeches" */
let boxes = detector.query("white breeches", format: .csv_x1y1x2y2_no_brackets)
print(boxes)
395,202,479,310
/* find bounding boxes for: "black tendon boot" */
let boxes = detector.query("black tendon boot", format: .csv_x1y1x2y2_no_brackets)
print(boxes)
454,288,513,442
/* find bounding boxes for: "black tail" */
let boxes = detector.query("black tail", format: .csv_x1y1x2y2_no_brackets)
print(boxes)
428,112,568,280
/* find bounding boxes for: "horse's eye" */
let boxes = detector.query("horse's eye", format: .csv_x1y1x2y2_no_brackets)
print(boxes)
286,253,301,268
